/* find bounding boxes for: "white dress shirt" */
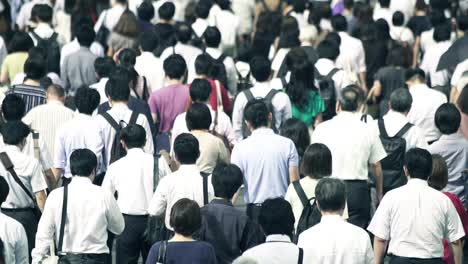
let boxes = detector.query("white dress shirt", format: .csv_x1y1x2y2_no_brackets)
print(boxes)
96,104,154,169
390,0,416,24
90,78,109,105
209,9,240,50
29,23,67,47
242,234,303,264
232,82,292,141
370,111,429,151
390,26,415,46
23,100,76,154
0,212,28,264
368,179,465,258
53,113,103,178
16,0,51,30
160,43,203,70
60,39,105,67
94,5,126,33
135,52,165,93
312,112,387,180
373,6,392,26
0,146,47,209
148,164,214,229
420,29,436,54
420,41,452,87
298,215,374,264
315,58,353,97
336,32,366,75
451,58,468,89
192,18,209,38
102,148,171,215
232,0,256,35
407,84,447,142
32,177,125,263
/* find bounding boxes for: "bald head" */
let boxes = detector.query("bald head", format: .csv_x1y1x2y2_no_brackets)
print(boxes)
46,84,65,102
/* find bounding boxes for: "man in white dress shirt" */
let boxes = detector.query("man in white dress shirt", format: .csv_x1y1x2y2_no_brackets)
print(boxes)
405,68,447,143
192,1,210,38
148,133,214,229
94,0,127,34
420,24,452,87
32,149,125,264
390,12,415,46
16,0,51,31
135,31,165,93
90,57,116,105
312,86,387,229
242,198,304,264
102,125,171,264
0,177,28,264
368,148,465,264
298,178,374,264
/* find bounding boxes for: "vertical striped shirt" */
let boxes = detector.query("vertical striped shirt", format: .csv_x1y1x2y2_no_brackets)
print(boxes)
6,84,47,113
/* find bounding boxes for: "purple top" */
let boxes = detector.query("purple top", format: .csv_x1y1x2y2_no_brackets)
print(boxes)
148,84,190,133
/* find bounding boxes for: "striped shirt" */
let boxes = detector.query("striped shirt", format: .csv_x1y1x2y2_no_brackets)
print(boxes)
6,84,47,113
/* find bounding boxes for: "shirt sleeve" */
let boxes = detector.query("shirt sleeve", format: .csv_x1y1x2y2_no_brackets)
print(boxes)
101,166,116,196
368,130,387,164
158,156,171,179
104,190,125,236
53,128,67,170
148,94,159,114
31,191,58,263
288,140,299,167
0,56,8,76
217,139,229,163
147,177,168,216
364,232,374,264
232,94,246,142
30,160,47,193
445,200,466,242
14,222,28,264
38,136,53,171
367,195,392,240
357,42,367,73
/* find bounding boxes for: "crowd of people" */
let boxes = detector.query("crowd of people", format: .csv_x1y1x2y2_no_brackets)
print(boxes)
0,0,466,263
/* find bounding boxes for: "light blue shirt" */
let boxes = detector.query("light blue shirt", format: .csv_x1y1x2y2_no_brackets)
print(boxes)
231,128,299,204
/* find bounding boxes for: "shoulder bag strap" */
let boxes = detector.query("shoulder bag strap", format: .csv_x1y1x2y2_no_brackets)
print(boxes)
57,183,68,252
260,0,270,12
129,111,139,125
292,180,308,208
157,240,167,263
32,131,40,160
214,80,223,113
0,152,35,202
264,89,279,103
201,172,209,205
153,154,160,192
361,114,367,123
30,31,44,42
326,68,340,79
394,123,413,138
50,32,58,42
298,248,304,264
101,112,120,131
280,76,288,88
377,119,389,138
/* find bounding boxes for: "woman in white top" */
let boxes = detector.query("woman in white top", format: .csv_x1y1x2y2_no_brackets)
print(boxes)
271,16,301,77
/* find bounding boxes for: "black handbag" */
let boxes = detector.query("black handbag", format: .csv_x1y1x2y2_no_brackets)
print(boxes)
95,11,110,50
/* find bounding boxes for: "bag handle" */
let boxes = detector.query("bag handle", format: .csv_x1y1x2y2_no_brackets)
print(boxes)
214,80,223,113
201,172,210,205
292,180,308,208
57,182,68,253
0,152,36,203
298,248,303,264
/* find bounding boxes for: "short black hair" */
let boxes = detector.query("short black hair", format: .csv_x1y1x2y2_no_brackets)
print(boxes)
2,94,25,121
118,48,137,67
249,56,271,82
212,162,243,199
108,66,131,96
24,56,46,80
170,198,202,236
76,24,95,47
390,88,412,113
331,15,347,32
0,177,9,205
34,4,53,23
186,103,212,130
435,103,461,135
433,23,451,42
195,1,210,19
94,57,115,78
173,133,200,164
70,149,97,176
301,143,332,179
457,15,468,32
387,45,411,68
1,121,30,145
159,2,175,21
315,178,346,212
317,39,340,60
324,32,341,46
392,11,405,26
190,78,211,102
203,26,221,48
338,86,360,111
194,54,211,76
429,10,447,27
405,148,433,180
218,0,230,10
244,99,269,129
378,0,390,8
259,198,295,236
405,68,426,82
106,77,130,102
163,54,187,80
120,124,146,149
75,86,100,115
176,23,193,43
139,30,159,51
137,1,155,21
7,32,34,53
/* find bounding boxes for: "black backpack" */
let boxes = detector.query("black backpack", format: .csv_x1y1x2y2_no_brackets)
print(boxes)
241,88,279,138
31,31,61,74
293,180,321,243
236,68,253,94
207,52,229,92
101,111,139,164
316,68,339,121
378,119,413,193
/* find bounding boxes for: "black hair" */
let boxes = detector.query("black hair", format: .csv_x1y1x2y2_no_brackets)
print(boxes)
115,0,127,4
249,56,271,82
74,86,100,115
458,84,468,114
291,0,306,13
285,48,316,111
40,77,53,89
120,124,147,149
386,45,411,68
212,162,243,199
195,1,211,19
163,54,187,80
433,23,451,42
7,32,34,53
1,121,30,145
138,1,155,21
392,11,404,26
159,2,175,21
118,48,137,67
139,30,159,51
217,0,230,10
429,10,447,27
153,23,177,56
173,133,200,164
170,198,202,236
317,40,340,60
405,148,433,180
1,94,25,121
176,23,193,44
259,198,295,237
324,32,341,46
405,68,426,82
278,16,300,49
244,99,269,129
203,26,221,48
71,16,94,39
64,0,76,14
378,0,390,8
390,88,412,113
0,177,9,205
70,149,97,176
435,103,461,135
94,57,115,78
331,15,347,32
375,18,391,40
430,0,449,11
315,178,346,212
186,102,212,130
34,4,53,23
338,86,360,111
76,24,96,47
343,0,353,9
190,78,211,102
280,118,310,159
24,56,46,80
301,143,332,178
457,15,468,32
106,74,130,102
194,54,211,76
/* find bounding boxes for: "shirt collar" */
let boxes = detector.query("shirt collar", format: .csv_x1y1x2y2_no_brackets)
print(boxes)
210,198,234,207
3,145,22,153
251,127,274,136
407,178,428,186
71,176,93,184
438,133,464,141
265,234,292,243
177,164,200,173
126,148,144,155
320,214,343,223
410,83,429,91
47,100,64,106
385,110,408,121
335,111,356,119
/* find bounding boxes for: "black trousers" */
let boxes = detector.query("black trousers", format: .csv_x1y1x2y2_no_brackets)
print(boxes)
116,214,150,264
59,253,107,264
246,204,263,224
389,255,444,264
2,208,39,260
344,180,371,229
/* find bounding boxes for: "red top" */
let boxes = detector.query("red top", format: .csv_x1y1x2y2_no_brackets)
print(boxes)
443,192,468,264
206,78,232,114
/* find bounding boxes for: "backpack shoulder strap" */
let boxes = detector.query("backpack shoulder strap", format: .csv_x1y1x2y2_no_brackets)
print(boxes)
264,89,279,103
280,76,288,88
326,68,340,79
57,183,68,253
395,123,413,138
292,180,309,208
50,32,58,42
361,114,367,123
152,154,161,192
30,31,44,42
200,172,210,205
298,248,304,264
0,152,35,202
101,112,120,131
260,0,271,12
129,111,139,125
217,53,227,63
378,119,389,138
243,89,255,102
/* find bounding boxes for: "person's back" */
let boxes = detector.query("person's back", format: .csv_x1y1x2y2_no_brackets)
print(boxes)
135,31,165,92
420,24,452,87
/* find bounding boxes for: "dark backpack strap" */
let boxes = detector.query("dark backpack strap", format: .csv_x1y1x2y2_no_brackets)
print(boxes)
260,0,271,12
280,76,288,88
292,180,309,208
361,114,367,123
201,172,210,205
243,89,255,102
276,0,284,11
326,68,340,79
298,248,304,264
264,89,279,104
50,32,58,42
101,112,120,131
377,119,389,138
153,154,161,192
157,240,167,263
57,183,68,252
30,31,44,42
395,123,413,138
129,111,139,125
217,53,227,63
0,152,35,202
